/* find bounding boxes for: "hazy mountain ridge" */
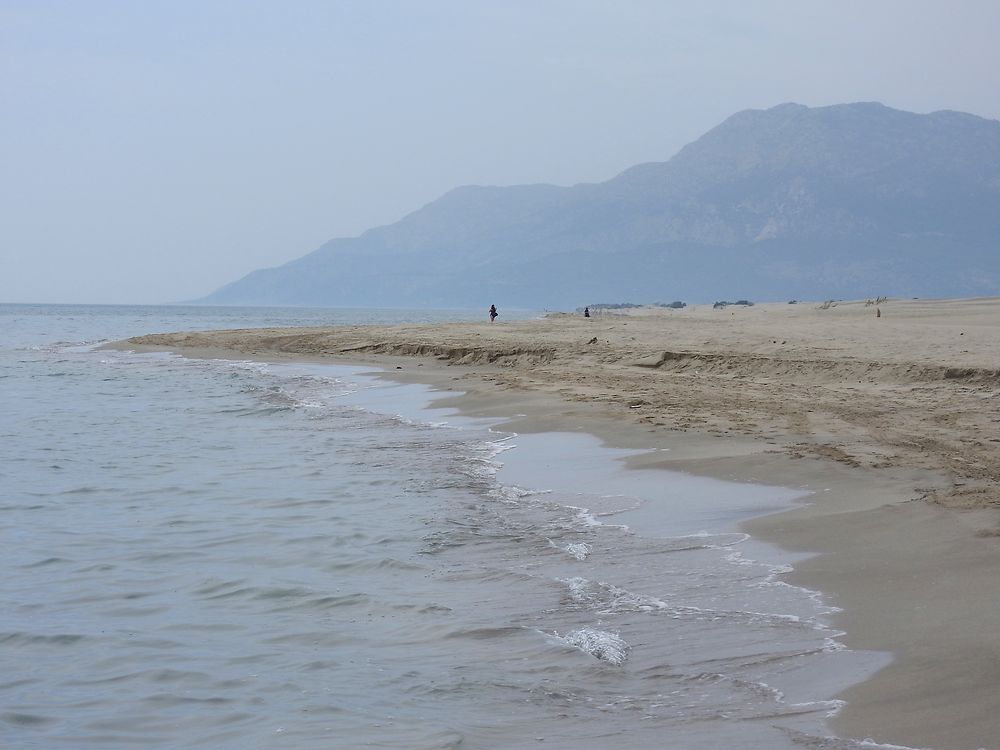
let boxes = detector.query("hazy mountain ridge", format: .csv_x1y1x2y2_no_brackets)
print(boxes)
202,102,1000,307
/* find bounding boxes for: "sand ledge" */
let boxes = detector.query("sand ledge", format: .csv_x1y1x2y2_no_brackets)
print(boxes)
114,297,1000,750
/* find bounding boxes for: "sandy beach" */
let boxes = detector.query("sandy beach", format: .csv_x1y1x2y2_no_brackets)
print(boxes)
122,296,1000,749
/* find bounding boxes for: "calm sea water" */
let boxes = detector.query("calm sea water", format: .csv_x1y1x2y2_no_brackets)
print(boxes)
1,304,912,749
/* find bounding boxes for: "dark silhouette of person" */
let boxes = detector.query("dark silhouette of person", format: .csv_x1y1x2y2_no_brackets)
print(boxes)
584,307,590,318
489,304,498,322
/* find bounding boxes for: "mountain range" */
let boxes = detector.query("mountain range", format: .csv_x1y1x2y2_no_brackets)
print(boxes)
199,102,1000,308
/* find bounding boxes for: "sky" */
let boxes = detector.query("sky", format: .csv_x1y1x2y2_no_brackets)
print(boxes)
2,0,999,304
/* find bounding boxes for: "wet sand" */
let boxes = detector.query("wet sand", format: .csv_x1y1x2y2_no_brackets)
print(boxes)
117,296,1000,749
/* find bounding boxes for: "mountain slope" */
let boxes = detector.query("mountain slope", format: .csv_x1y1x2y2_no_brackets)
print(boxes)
201,102,1000,307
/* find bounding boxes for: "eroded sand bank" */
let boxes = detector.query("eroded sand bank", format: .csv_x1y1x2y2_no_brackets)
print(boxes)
118,297,1000,749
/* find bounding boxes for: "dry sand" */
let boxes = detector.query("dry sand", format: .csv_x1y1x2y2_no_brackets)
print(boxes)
120,296,1000,749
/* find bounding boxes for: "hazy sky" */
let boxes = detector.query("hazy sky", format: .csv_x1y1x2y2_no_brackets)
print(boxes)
3,0,999,304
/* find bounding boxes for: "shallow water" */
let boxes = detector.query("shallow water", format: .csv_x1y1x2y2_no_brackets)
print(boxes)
0,304,914,749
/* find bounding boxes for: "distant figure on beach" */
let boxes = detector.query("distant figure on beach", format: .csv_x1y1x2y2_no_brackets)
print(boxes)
489,304,498,323
876,307,881,318
584,307,590,318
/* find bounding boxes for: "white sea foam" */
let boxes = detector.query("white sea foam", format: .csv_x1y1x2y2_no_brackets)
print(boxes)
225,359,272,374
724,546,845,626
558,575,843,635
546,539,591,559
570,505,602,527
784,728,931,749
489,484,550,504
559,577,669,614
552,627,630,665
564,504,631,531
562,542,591,560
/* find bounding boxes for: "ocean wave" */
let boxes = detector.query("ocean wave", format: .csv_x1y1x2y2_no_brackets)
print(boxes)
560,576,669,614
784,728,930,749
548,539,591,560
489,484,550,504
0,632,89,646
551,627,630,665
558,576,834,633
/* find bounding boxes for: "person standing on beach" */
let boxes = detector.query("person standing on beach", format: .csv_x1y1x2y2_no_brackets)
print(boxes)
489,304,498,323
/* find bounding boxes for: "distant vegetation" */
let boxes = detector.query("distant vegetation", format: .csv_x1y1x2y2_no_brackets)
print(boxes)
583,301,687,311
712,300,754,309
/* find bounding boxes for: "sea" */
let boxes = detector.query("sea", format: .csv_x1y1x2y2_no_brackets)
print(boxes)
1,303,917,750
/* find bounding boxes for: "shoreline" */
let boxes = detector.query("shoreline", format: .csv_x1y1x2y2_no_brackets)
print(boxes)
110,297,1000,749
